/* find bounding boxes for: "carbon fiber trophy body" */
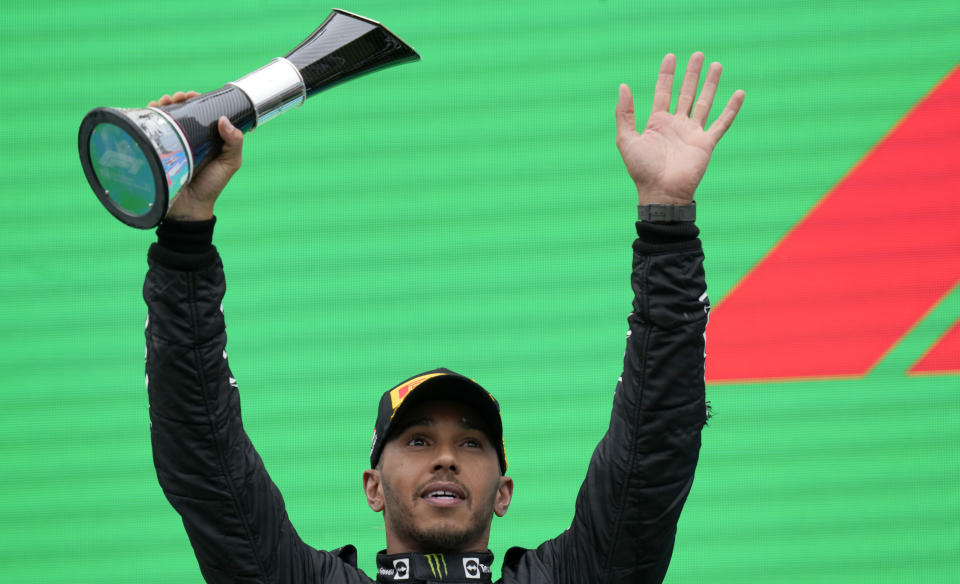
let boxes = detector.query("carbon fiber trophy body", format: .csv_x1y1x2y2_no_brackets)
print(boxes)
78,10,419,228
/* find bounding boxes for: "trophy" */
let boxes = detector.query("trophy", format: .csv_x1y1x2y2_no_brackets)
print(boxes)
78,9,419,228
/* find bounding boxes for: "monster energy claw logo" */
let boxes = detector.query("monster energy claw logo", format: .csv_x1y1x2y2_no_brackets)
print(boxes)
425,553,447,579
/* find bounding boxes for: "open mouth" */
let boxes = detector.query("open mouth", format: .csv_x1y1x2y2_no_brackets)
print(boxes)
420,483,466,506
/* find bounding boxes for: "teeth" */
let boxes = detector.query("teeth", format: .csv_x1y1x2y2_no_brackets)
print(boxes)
428,491,456,498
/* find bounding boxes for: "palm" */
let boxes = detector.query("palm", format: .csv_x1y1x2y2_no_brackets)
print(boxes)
621,112,714,202
170,117,244,220
616,53,744,205
177,148,241,205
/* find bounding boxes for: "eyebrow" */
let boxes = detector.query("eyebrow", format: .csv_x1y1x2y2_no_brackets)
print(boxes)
396,415,486,434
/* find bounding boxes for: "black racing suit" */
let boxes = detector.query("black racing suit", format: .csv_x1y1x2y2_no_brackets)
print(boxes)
144,217,709,584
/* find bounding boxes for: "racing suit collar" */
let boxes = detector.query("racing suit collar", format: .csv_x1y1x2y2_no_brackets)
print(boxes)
375,550,494,583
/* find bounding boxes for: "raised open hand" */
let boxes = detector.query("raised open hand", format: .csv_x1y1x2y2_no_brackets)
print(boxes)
616,52,744,206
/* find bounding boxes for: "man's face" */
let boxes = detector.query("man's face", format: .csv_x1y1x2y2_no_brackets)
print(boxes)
362,400,513,553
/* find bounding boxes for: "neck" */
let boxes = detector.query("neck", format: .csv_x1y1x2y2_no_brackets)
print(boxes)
375,550,494,583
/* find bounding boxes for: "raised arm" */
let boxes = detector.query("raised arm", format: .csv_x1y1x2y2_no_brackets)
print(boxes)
142,93,357,582
506,53,743,583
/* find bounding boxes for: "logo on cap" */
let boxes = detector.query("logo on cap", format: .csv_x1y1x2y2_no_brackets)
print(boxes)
389,372,445,411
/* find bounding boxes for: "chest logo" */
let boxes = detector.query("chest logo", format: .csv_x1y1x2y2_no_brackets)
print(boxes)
463,557,480,579
425,553,447,578
393,559,409,580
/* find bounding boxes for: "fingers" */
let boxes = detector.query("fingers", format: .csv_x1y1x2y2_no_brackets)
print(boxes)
651,53,676,114
707,89,745,142
147,90,200,108
691,62,722,126
653,52,740,136
675,52,705,117
615,83,636,144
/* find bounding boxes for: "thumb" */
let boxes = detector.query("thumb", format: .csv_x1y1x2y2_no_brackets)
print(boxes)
216,116,244,166
218,116,243,149
615,83,636,143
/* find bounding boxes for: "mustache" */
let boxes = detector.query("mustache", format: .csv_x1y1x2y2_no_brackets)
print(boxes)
415,474,470,502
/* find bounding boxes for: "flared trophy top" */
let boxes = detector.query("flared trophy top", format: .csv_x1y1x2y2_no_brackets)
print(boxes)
285,9,420,97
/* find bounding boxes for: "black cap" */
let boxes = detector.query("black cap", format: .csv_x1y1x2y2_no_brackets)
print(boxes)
370,368,506,474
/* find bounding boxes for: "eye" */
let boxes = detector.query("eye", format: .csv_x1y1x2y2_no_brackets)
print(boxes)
407,436,428,447
462,437,483,449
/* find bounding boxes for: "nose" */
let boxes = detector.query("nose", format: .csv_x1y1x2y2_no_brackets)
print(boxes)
432,441,459,473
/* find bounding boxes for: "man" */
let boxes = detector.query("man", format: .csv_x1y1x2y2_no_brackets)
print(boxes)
144,52,744,583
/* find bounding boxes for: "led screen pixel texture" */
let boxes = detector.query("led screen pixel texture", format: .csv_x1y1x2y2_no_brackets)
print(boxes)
1,1,958,582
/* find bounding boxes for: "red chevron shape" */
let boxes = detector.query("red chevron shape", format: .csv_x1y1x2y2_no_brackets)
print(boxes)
706,66,960,383
910,317,960,375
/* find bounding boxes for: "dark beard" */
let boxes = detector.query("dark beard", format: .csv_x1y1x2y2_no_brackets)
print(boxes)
381,474,496,553
404,521,483,553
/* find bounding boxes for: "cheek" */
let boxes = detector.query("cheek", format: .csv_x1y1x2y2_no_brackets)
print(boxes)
379,473,403,509
381,460,420,499
468,466,503,503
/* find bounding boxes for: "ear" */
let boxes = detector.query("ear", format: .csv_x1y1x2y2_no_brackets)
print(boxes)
362,469,384,512
493,475,514,517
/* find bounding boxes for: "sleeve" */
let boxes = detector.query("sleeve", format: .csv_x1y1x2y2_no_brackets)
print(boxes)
143,219,321,583
522,220,709,584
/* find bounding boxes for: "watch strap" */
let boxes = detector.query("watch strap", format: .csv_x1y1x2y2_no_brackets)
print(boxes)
638,201,696,223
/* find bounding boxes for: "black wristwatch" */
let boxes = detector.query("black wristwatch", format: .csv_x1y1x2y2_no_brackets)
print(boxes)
638,201,696,223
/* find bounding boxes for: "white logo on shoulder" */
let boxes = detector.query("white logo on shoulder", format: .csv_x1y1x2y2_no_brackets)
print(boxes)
463,557,481,579
393,558,409,580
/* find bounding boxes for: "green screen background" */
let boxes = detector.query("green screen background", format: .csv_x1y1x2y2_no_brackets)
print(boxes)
1,1,958,581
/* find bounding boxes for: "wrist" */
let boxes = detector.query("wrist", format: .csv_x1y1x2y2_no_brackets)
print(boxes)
635,187,693,207
165,210,214,222
165,197,214,222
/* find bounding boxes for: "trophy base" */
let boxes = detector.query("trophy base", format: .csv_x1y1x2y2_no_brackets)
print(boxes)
79,107,192,229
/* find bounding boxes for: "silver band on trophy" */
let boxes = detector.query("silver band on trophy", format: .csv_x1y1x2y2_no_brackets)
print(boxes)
228,57,307,128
